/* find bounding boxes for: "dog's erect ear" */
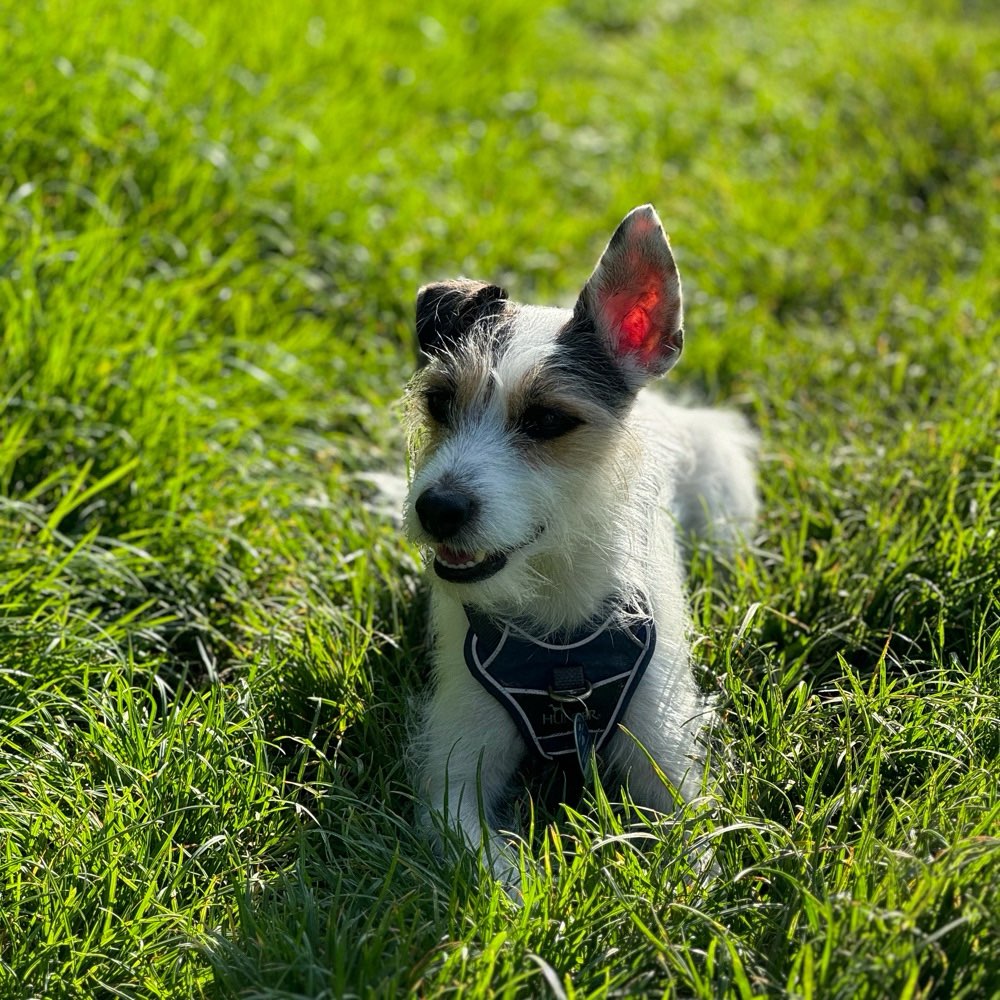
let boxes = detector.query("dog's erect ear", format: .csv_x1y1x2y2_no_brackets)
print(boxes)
575,205,683,378
414,279,509,367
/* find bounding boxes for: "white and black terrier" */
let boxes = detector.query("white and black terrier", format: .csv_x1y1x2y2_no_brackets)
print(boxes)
403,205,758,882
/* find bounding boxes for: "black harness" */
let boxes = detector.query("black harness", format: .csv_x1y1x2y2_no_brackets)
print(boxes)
463,594,656,775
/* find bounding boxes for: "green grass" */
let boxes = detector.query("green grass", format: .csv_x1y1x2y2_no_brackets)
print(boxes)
1,0,998,995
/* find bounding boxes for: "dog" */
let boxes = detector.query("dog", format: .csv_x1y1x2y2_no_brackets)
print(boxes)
402,205,758,882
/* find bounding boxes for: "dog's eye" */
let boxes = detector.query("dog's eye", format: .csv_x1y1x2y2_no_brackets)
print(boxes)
424,389,453,425
518,405,583,441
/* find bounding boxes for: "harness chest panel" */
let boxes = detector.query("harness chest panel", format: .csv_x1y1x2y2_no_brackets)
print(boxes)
462,598,656,763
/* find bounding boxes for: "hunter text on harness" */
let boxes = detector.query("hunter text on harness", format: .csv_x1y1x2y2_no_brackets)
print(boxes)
463,594,656,775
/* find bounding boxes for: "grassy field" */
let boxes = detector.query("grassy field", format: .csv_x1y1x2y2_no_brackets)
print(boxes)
1,0,998,996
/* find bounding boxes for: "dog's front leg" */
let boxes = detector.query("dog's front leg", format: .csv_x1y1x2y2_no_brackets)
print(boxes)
608,679,709,814
608,687,720,878
419,667,525,883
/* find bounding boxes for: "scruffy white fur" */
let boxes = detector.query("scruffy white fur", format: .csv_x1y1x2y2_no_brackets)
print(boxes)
403,206,757,882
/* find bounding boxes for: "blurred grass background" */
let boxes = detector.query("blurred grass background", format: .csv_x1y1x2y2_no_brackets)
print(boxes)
1,0,998,996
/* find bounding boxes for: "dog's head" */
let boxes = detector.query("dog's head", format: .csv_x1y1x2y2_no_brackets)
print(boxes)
403,205,683,617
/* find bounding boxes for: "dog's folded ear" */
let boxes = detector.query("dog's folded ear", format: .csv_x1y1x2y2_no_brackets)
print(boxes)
415,279,509,367
575,205,683,380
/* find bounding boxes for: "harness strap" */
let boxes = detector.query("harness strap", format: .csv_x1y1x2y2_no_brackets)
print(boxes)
462,593,656,773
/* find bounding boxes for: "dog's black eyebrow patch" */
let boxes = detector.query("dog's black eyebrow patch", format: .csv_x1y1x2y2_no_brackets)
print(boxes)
554,304,634,415
415,279,509,367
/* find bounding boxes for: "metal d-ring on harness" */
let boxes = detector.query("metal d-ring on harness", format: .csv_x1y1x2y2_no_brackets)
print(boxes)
549,666,596,778
462,594,657,777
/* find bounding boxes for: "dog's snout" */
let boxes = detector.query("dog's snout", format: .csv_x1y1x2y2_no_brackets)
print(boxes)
415,486,477,541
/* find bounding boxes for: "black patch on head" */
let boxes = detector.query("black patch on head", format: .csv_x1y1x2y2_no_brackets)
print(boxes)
553,302,634,416
415,279,509,367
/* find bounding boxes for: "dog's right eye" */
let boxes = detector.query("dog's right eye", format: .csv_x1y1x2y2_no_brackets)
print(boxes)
424,389,453,425
518,405,583,441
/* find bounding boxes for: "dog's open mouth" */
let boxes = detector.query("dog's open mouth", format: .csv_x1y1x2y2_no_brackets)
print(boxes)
432,527,544,584
433,546,508,583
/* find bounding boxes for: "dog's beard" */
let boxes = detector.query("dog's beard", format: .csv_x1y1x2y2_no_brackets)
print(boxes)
420,454,656,632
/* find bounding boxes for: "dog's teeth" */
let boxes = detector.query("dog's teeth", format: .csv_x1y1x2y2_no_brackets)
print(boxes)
436,546,488,570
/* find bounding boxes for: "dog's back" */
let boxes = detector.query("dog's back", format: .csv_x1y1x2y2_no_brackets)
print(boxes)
634,392,759,551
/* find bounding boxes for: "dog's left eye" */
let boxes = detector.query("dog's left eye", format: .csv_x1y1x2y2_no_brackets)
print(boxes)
518,405,583,440
424,389,453,424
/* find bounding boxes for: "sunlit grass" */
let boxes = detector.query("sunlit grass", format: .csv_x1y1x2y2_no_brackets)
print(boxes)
1,0,997,996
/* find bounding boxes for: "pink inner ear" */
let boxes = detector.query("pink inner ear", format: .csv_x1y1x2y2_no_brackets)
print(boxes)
608,286,662,361
620,304,652,349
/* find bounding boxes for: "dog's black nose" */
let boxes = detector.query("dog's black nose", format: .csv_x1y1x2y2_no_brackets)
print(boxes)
415,486,477,541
